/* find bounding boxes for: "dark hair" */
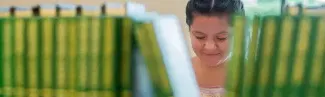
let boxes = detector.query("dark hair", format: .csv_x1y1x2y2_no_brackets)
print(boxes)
186,0,245,26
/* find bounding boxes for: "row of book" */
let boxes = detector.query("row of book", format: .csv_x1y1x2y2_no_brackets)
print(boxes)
226,15,325,97
285,3,325,16
0,2,200,97
0,2,146,17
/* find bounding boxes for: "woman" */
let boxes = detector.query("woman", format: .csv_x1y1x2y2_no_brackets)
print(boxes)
185,0,245,96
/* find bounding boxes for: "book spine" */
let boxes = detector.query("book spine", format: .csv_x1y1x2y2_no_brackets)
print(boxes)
55,18,68,97
100,17,116,97
14,18,26,97
256,17,279,97
88,17,100,97
134,22,159,97
120,18,132,97
281,16,301,97
242,16,260,97
42,18,54,97
1,18,13,97
291,17,311,97
264,16,282,97
249,17,266,97
67,17,77,97
274,16,294,97
298,17,320,97
226,15,246,97
77,17,88,97
147,23,173,97
314,18,325,97
26,17,39,97
0,18,4,97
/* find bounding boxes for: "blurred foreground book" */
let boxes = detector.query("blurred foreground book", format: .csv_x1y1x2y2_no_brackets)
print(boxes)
0,2,200,97
226,14,325,97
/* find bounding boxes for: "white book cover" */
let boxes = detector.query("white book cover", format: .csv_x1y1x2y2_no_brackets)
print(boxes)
152,15,200,97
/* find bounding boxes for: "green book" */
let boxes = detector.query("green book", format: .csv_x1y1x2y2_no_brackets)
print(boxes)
147,21,173,97
76,16,89,97
0,17,4,97
242,16,260,97
41,17,54,97
274,16,294,97
88,17,100,97
134,17,173,97
26,17,40,97
119,17,133,97
67,17,78,97
226,15,246,97
151,15,200,97
297,16,321,97
55,17,68,97
257,16,281,97
99,17,117,97
14,18,26,97
1,17,14,97
313,18,325,97
290,16,312,97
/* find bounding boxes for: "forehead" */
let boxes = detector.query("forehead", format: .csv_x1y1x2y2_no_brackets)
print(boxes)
190,15,230,34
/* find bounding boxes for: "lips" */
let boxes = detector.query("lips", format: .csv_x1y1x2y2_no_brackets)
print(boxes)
205,53,220,56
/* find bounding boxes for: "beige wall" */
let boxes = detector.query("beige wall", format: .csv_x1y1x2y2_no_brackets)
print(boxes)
0,0,195,56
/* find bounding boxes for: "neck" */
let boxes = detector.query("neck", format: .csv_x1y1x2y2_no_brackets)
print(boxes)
196,61,227,88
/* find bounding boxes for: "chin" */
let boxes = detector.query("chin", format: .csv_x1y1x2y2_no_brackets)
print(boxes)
203,60,224,67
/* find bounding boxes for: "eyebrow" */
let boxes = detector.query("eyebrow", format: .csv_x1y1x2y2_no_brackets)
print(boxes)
192,30,205,34
216,31,228,35
192,30,229,35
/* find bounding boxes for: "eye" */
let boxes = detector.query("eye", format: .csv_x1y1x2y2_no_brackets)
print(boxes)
196,36,206,39
217,37,227,41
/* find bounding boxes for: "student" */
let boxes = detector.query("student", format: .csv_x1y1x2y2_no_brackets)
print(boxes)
186,0,245,96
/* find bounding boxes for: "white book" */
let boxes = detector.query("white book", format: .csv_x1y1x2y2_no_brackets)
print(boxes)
152,15,200,97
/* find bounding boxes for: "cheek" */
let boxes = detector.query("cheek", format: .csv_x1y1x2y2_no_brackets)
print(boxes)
219,40,229,53
191,38,202,53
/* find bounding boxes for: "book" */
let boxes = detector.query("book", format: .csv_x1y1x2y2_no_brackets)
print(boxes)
76,16,88,97
312,18,325,97
119,17,133,97
14,18,26,97
133,14,174,97
26,17,40,97
0,18,3,97
152,15,200,97
41,17,54,97
290,16,312,97
273,16,294,97
257,16,281,97
55,17,68,97
296,16,322,97
226,15,247,97
226,15,325,97
88,17,100,97
99,16,118,97
67,17,78,97
242,16,261,97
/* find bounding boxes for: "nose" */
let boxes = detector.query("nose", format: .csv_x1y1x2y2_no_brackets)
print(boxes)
204,40,217,50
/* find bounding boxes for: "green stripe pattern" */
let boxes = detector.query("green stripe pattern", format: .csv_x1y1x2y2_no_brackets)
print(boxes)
226,15,325,97
0,13,177,97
